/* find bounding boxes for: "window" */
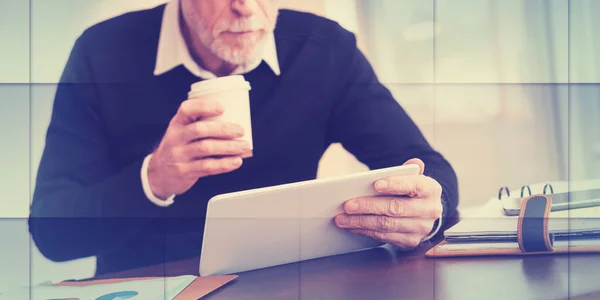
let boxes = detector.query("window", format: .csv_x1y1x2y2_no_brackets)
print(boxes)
330,0,599,206
357,0,569,125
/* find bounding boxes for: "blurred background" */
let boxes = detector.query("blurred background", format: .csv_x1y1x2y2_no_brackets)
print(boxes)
0,0,598,290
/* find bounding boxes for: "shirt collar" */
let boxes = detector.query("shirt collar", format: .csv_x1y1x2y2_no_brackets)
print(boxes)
154,0,281,79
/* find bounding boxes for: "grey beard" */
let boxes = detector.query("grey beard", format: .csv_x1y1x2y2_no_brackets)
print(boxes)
189,16,267,66
209,35,267,66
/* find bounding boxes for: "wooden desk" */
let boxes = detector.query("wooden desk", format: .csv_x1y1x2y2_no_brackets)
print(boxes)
97,236,600,299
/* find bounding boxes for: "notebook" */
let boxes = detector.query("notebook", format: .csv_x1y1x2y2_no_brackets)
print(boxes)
426,179,600,257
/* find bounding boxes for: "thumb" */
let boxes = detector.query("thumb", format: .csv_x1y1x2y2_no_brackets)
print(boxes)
403,158,425,175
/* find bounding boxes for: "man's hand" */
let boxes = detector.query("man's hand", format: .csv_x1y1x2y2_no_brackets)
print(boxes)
147,98,251,199
334,159,443,250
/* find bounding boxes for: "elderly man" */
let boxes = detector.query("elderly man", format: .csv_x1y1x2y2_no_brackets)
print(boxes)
30,0,458,275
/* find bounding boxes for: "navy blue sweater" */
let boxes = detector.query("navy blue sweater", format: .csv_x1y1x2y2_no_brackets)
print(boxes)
29,5,458,275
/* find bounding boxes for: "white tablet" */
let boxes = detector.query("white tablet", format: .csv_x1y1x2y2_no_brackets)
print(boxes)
199,164,420,276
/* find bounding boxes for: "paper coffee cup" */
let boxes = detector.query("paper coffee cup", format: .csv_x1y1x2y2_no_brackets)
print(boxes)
188,75,253,158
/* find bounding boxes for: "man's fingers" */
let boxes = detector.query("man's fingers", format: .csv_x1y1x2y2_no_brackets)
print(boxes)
344,196,442,219
180,139,251,160
178,157,244,178
403,158,425,175
347,229,423,250
173,99,224,125
180,121,245,142
374,175,442,198
335,214,433,235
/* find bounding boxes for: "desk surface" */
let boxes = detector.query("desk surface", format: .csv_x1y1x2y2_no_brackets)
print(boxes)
98,236,600,299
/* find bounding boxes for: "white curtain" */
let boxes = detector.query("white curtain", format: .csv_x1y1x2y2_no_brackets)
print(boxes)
565,0,600,180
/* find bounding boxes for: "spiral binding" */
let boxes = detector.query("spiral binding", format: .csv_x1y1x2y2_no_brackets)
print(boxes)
498,183,554,200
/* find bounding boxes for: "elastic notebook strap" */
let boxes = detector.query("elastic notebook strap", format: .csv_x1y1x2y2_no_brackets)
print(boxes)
517,195,555,253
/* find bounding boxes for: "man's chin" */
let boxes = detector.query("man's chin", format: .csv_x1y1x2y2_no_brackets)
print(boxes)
211,41,265,66
215,50,261,67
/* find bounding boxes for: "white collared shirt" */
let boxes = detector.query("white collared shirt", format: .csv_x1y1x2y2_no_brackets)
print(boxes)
141,0,281,207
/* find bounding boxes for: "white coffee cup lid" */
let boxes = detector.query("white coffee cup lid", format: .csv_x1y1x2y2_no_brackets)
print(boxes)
190,75,251,95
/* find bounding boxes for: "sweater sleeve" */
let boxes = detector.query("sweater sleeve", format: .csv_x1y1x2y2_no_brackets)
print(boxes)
29,35,166,262
326,29,459,221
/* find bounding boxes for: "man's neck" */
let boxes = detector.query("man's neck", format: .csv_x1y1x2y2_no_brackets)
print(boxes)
179,12,236,77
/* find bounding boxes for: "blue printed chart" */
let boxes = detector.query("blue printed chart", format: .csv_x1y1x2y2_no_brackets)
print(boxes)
0,275,196,300
96,290,140,299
